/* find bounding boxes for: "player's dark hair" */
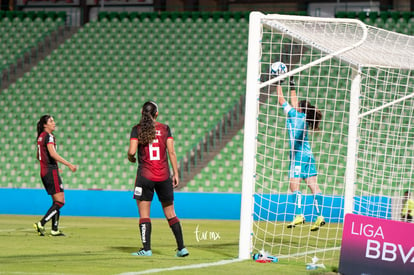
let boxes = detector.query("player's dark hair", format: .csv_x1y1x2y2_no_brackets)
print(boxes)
299,100,322,130
37,115,51,139
138,101,158,145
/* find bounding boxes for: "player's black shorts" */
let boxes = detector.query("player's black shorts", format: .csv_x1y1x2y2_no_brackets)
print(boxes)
133,174,174,202
41,169,64,195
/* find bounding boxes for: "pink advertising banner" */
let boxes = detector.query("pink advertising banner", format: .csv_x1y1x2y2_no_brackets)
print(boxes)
339,213,414,275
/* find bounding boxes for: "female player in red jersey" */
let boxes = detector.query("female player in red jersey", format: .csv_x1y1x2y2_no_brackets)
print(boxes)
128,101,188,257
34,115,77,236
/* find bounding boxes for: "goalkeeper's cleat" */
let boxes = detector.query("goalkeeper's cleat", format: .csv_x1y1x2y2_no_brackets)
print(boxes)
287,215,305,228
50,230,66,237
131,249,152,256
310,216,326,232
33,222,46,236
175,247,189,257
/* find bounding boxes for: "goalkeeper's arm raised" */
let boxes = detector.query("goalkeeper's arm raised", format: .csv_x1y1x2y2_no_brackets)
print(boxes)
289,77,298,109
277,85,286,106
278,77,299,108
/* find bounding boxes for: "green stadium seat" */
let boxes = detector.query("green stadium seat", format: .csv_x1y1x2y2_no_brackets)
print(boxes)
379,11,390,23
368,11,379,22
390,11,401,22
346,11,357,18
357,12,367,21
1,12,249,191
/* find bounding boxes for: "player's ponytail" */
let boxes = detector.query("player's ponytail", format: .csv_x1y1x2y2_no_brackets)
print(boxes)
37,115,51,140
138,101,158,145
299,100,322,130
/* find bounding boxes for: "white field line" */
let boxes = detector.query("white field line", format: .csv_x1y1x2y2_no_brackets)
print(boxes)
117,246,341,275
0,226,66,233
0,228,35,232
0,273,77,275
2,224,341,275
117,258,246,275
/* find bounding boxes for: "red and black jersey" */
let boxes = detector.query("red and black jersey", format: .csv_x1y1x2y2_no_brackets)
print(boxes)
130,122,173,182
37,131,58,177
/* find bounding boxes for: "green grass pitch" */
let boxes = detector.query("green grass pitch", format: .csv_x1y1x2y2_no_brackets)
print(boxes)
0,215,340,274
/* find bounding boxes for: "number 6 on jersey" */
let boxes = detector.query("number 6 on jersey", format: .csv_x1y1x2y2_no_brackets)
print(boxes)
149,139,160,161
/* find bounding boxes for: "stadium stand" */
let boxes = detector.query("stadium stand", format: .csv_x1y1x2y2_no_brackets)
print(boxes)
183,129,244,193
0,11,249,191
336,11,414,35
0,10,412,194
0,10,66,88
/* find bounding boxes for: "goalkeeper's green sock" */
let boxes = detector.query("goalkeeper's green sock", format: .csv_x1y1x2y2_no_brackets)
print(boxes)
168,216,185,250
313,193,323,216
293,191,303,216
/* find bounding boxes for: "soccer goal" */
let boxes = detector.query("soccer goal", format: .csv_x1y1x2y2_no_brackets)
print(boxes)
239,12,414,265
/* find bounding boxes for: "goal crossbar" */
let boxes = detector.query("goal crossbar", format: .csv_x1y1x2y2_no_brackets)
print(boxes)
260,13,414,70
259,16,368,88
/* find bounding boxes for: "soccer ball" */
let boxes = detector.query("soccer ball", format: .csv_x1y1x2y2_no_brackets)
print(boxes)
270,61,288,77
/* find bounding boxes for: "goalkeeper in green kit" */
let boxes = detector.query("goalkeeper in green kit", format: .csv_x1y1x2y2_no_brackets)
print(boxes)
276,76,325,231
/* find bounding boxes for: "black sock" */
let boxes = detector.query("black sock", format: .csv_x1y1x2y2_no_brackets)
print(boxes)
168,216,184,250
51,210,60,231
40,201,64,226
139,218,152,251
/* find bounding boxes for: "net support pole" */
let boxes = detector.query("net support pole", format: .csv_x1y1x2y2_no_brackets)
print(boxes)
238,11,263,260
344,69,361,216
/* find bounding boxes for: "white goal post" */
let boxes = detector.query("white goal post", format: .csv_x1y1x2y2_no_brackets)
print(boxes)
239,11,414,264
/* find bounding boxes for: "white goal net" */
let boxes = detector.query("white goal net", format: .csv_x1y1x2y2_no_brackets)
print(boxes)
239,12,414,266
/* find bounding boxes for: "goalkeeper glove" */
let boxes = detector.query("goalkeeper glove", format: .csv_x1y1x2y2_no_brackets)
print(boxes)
289,77,295,90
